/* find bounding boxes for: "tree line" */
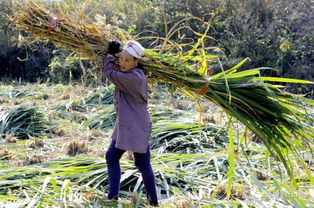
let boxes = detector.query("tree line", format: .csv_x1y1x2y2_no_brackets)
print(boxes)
0,0,313,97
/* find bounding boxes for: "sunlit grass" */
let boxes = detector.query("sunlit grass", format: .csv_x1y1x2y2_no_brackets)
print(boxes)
4,0,314,206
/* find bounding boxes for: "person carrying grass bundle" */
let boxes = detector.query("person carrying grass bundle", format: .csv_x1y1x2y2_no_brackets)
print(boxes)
103,40,159,206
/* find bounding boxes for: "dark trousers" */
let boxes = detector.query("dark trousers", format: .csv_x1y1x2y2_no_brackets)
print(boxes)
105,140,158,206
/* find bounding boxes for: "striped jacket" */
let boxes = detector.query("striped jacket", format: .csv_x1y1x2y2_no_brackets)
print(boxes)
103,56,151,153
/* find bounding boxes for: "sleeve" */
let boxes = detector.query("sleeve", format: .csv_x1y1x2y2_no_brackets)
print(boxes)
103,56,146,100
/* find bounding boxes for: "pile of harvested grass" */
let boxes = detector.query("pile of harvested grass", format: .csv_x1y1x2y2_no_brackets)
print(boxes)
67,141,88,156
0,105,49,140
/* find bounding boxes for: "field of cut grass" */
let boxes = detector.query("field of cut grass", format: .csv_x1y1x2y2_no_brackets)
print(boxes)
0,83,313,208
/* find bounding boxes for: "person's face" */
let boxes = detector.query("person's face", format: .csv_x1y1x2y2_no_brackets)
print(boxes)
118,50,139,72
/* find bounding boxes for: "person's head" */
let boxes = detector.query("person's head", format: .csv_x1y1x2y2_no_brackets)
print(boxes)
119,40,145,72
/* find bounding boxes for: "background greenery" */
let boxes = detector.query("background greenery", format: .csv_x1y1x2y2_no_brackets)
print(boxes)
0,0,313,96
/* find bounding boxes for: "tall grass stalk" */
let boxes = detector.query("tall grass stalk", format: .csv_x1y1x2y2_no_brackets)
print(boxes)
226,116,235,199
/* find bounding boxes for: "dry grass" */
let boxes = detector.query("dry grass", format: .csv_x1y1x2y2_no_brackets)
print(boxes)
27,137,45,148
67,141,89,156
47,111,63,120
23,154,45,165
70,111,88,122
59,93,70,100
5,135,18,143
51,128,66,137
256,171,272,181
0,98,12,104
88,129,108,141
12,0,131,60
80,192,100,201
0,149,11,160
125,151,135,161
160,193,196,208
13,100,23,105
214,185,245,200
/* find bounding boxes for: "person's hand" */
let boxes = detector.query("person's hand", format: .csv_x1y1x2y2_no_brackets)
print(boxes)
107,40,121,55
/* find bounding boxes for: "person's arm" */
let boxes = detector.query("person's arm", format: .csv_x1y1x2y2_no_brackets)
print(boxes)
103,55,143,95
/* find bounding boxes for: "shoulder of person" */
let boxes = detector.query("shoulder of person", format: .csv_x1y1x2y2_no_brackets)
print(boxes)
129,68,145,78
104,55,116,62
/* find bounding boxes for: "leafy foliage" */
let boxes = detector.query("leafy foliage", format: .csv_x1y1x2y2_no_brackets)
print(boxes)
48,49,83,84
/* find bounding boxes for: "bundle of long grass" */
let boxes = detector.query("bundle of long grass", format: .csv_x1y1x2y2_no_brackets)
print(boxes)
0,105,49,139
87,106,116,130
82,84,114,105
151,121,227,153
12,1,314,175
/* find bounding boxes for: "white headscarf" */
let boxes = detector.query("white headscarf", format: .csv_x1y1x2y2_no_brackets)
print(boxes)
122,40,145,59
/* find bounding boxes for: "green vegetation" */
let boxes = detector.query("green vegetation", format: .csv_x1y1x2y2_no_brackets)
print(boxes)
0,105,50,140
0,0,313,207
0,84,313,207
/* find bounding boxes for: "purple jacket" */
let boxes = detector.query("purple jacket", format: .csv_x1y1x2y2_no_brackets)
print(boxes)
103,56,151,153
